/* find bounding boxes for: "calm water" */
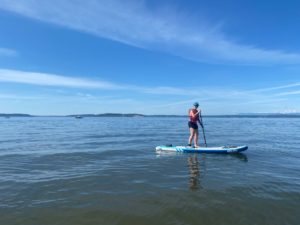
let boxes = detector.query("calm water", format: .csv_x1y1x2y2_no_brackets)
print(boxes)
0,117,299,225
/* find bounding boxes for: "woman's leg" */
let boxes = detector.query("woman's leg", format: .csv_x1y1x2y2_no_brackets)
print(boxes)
194,129,199,147
188,128,195,146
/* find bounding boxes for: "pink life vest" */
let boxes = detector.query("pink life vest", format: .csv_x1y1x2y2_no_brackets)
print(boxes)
189,109,199,123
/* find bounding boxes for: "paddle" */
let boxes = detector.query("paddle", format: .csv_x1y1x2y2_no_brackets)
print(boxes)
198,111,207,147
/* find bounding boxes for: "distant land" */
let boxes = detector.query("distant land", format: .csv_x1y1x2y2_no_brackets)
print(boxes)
0,113,33,117
68,113,145,117
1,113,300,118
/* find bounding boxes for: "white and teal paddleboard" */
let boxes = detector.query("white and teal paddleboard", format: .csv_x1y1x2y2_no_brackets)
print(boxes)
156,145,248,153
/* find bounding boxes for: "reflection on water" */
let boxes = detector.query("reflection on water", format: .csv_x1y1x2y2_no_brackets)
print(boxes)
187,153,248,190
157,151,248,190
230,153,248,162
188,155,200,190
188,155,205,190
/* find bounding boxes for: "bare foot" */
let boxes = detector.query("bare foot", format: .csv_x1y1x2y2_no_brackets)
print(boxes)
194,145,200,148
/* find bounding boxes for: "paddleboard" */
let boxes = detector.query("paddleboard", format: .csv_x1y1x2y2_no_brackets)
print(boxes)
156,145,248,153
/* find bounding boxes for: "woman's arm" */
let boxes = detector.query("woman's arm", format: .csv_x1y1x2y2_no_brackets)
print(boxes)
189,109,201,118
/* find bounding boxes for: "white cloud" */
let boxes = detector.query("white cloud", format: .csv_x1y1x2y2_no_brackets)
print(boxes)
154,81,300,109
0,68,201,96
275,90,300,96
3,67,299,100
248,82,300,93
0,47,18,57
139,86,201,96
279,109,300,114
0,93,43,99
0,69,119,89
0,0,299,65
1,68,299,115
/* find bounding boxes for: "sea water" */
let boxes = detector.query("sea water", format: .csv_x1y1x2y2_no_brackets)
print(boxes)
0,117,299,225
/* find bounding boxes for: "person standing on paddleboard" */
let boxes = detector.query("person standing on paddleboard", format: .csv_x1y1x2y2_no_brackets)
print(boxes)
188,102,201,148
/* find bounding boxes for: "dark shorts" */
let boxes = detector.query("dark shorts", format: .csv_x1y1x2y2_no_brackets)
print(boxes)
188,121,198,130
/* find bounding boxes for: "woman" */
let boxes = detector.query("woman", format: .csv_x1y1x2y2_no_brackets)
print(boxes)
188,102,201,148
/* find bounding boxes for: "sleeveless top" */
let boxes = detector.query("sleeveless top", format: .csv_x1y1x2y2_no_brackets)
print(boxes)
189,109,199,123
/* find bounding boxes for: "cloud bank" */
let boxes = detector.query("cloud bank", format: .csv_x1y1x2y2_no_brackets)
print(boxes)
2,68,299,112
1,68,299,114
0,69,119,89
0,68,201,96
0,0,300,65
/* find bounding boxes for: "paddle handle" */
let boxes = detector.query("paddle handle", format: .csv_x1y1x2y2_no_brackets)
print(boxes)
199,111,207,147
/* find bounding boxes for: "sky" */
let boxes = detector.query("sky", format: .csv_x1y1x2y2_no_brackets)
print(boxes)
0,0,300,115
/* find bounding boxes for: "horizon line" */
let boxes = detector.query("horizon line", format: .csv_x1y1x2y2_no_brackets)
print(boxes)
1,112,300,117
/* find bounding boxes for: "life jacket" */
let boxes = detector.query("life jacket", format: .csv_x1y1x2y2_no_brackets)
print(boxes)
189,109,199,123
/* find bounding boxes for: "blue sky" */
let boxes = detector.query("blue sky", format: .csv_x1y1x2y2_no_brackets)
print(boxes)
0,0,300,115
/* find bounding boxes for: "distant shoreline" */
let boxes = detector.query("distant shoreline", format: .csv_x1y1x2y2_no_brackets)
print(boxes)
1,113,300,118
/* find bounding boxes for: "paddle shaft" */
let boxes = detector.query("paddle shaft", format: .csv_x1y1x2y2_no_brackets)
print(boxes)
199,111,207,147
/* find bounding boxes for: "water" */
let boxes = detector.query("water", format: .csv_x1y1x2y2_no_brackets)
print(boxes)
0,117,299,225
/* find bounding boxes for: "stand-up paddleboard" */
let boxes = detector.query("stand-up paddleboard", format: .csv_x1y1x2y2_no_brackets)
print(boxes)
156,145,248,153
